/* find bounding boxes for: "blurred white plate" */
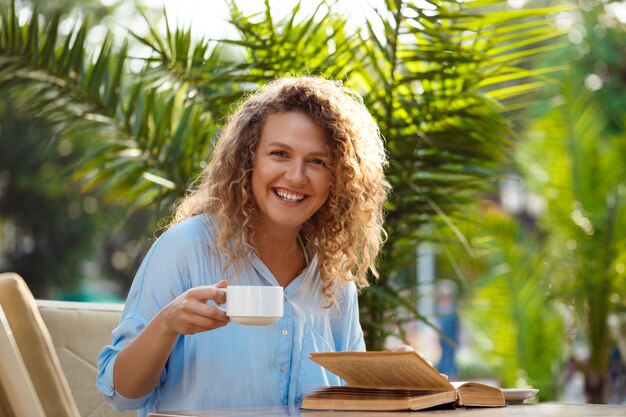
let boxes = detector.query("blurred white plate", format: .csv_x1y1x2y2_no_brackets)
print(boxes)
502,388,539,405
229,316,280,326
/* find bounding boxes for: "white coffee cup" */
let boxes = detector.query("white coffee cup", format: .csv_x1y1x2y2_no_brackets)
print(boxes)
224,285,284,326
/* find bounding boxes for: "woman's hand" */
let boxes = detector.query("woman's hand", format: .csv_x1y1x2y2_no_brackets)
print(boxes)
157,279,230,336
114,280,230,398
391,344,415,352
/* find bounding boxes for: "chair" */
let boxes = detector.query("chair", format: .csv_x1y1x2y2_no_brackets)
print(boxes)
37,299,134,417
0,307,46,417
0,272,81,417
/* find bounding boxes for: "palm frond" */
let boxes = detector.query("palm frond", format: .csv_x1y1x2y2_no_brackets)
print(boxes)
0,0,216,214
2,0,573,352
223,0,361,82
353,0,565,346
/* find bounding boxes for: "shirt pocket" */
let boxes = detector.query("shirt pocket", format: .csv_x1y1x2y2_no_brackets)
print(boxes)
296,322,341,403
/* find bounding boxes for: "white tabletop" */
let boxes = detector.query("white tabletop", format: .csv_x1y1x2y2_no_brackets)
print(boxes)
148,403,626,417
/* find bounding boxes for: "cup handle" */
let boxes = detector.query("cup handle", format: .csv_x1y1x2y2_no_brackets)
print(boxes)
217,287,228,312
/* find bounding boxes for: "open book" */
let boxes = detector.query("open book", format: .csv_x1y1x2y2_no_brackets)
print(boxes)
301,351,506,411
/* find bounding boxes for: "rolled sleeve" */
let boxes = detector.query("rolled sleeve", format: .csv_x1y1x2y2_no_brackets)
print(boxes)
96,317,167,412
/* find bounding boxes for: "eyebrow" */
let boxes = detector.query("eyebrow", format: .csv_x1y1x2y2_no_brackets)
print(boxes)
266,141,329,158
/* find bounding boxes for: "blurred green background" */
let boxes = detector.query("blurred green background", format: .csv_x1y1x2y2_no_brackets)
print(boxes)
1,0,625,405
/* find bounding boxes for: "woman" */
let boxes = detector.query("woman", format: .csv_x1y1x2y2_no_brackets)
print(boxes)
97,76,390,416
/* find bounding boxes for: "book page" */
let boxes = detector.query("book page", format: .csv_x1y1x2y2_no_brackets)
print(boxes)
451,381,505,406
309,351,453,390
302,387,457,412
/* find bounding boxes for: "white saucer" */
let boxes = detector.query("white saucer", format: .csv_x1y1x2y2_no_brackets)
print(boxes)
502,388,540,404
229,316,280,326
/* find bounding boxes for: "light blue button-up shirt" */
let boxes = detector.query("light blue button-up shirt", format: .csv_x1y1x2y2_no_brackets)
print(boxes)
96,214,365,417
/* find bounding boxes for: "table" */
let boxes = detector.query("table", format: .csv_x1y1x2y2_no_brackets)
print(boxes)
148,404,626,417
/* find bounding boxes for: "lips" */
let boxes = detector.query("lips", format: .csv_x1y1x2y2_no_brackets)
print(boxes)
274,188,306,203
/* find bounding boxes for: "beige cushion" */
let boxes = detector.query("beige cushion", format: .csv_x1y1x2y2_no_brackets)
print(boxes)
0,273,81,417
38,300,135,417
0,306,46,417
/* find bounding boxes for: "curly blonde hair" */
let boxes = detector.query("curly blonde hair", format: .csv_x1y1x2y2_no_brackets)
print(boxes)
171,76,390,304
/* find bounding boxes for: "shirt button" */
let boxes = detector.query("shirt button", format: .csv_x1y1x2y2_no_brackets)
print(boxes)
281,329,288,336
280,366,287,373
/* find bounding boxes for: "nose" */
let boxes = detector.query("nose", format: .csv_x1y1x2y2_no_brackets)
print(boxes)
284,159,307,185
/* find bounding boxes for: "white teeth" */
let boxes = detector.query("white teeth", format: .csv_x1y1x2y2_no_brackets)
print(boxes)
275,190,305,203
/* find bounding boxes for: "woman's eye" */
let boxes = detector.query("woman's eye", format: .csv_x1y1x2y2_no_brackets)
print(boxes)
310,159,326,167
271,151,288,158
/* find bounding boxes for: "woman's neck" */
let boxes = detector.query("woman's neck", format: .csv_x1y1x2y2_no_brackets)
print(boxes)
253,227,306,287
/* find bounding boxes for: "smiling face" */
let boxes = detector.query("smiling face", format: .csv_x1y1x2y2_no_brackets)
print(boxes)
251,111,332,235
